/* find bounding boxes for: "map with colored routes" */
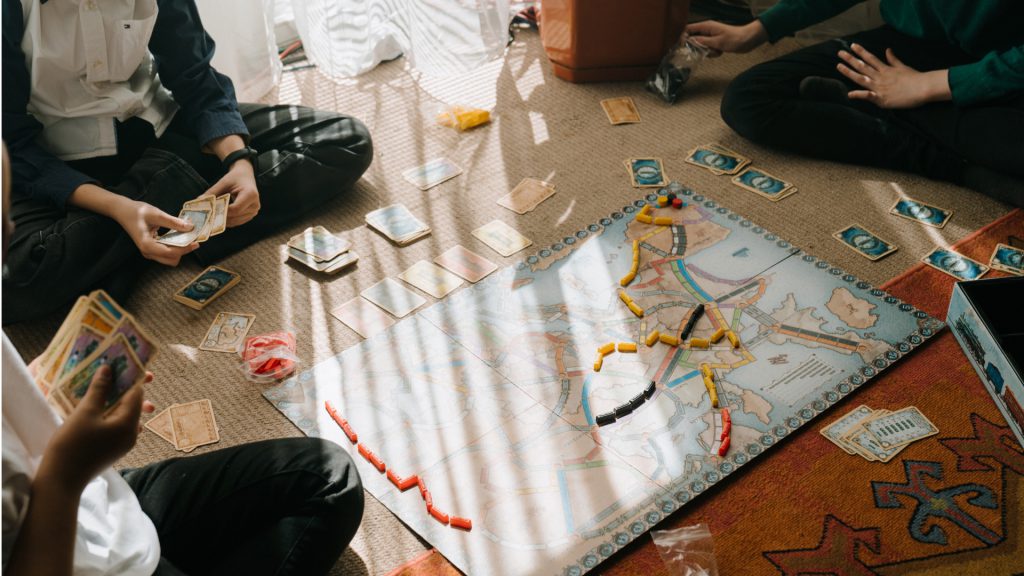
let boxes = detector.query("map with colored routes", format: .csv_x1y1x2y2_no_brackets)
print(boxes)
264,185,943,575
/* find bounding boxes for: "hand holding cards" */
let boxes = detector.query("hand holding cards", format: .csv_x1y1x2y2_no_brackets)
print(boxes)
34,290,155,418
158,195,230,246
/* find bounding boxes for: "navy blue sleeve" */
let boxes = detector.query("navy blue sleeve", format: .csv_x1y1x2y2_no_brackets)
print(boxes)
2,0,97,209
149,0,249,148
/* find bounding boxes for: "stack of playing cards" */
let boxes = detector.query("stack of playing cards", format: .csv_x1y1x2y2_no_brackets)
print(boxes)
989,243,1023,276
33,290,155,417
685,144,750,176
287,225,359,274
157,195,231,246
820,405,938,463
174,265,241,310
365,204,431,246
145,399,220,453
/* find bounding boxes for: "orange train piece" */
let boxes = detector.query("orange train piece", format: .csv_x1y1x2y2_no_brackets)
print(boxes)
429,507,450,525
718,436,731,457
449,516,473,531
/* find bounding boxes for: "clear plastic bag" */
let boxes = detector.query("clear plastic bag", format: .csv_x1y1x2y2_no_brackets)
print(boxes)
238,331,300,383
651,523,719,576
646,34,711,104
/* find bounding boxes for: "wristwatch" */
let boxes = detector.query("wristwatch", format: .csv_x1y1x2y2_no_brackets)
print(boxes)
222,146,259,172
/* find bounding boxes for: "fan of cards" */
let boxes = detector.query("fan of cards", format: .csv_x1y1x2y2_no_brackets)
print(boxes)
158,194,231,246
34,290,155,418
685,144,797,202
287,225,359,273
240,331,298,383
145,399,220,453
820,405,938,463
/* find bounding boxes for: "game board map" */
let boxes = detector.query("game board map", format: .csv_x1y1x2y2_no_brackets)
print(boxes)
264,184,944,576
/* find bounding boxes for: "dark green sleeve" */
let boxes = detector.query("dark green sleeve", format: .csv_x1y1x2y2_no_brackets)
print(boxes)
948,46,1024,106
757,0,867,43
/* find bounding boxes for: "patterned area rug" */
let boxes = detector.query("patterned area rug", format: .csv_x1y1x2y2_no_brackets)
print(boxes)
391,210,1024,576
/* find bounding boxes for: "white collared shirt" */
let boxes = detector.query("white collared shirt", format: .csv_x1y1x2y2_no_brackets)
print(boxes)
1,335,161,575
18,0,178,161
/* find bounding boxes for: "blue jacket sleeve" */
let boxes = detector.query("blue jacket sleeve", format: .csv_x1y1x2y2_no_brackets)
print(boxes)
149,0,249,148
2,0,97,209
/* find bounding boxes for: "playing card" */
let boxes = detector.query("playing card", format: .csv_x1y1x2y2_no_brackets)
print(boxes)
199,312,256,353
922,247,989,281
402,158,463,190
145,407,176,446
819,405,874,455
365,204,431,245
92,289,126,320
330,297,397,338
398,260,465,299
989,243,1023,276
731,167,796,201
208,194,230,237
169,399,220,452
287,225,352,262
55,325,105,380
174,265,241,310
685,146,749,176
833,224,898,261
845,426,905,462
863,406,939,448
434,245,498,283
600,97,641,125
497,178,556,214
157,208,209,247
626,158,668,188
110,317,157,365
360,278,426,318
51,333,146,417
472,220,533,257
889,198,952,228
187,198,217,242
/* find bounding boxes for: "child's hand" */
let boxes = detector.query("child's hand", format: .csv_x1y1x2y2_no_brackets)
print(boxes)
112,199,199,266
37,366,152,492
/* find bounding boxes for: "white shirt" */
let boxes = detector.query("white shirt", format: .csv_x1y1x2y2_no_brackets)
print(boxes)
2,334,160,575
19,0,178,161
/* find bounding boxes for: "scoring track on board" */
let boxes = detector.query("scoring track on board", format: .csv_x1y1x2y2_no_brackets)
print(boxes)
264,183,943,576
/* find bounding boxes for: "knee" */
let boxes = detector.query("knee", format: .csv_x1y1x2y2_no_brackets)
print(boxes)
304,438,365,528
720,65,777,143
306,112,374,177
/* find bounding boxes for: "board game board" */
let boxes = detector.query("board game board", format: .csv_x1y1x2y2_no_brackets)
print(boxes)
264,184,943,575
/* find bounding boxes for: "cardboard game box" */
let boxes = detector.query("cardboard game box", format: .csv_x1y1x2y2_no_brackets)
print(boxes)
947,276,1024,446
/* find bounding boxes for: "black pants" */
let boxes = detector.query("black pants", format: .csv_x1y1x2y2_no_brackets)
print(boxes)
2,104,372,325
720,26,1024,205
121,437,364,576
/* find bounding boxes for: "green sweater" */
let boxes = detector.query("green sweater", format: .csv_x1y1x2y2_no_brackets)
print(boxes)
758,0,1024,105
